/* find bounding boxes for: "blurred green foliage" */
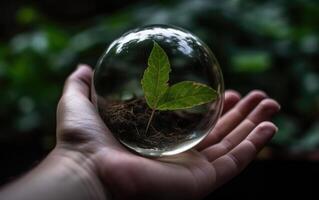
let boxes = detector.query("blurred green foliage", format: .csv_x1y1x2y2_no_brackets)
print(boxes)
0,0,318,154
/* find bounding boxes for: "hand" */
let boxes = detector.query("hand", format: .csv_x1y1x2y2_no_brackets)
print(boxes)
56,65,280,199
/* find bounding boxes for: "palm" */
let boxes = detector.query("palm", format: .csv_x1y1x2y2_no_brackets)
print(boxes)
94,143,214,199
57,65,280,199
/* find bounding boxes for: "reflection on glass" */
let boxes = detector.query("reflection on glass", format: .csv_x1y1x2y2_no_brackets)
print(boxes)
93,25,224,157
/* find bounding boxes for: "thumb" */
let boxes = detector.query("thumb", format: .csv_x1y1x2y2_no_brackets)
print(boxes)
56,64,122,149
57,64,96,135
63,64,93,98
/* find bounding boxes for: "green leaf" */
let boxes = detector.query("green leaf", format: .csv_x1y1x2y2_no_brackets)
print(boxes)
231,51,271,73
157,81,217,110
141,41,171,109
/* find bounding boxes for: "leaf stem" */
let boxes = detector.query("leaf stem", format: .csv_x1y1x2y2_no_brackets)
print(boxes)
145,109,156,135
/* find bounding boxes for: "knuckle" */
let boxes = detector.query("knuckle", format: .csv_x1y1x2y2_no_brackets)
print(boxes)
220,138,233,152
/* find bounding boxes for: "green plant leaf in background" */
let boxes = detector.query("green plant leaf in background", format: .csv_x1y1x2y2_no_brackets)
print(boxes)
141,41,171,109
2,0,318,156
157,81,217,110
231,51,271,73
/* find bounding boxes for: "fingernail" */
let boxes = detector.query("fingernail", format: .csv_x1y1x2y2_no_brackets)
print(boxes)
77,63,90,70
77,64,84,69
272,100,281,111
263,126,277,137
274,125,278,132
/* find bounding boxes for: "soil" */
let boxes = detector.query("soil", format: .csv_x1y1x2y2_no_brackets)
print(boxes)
97,97,203,149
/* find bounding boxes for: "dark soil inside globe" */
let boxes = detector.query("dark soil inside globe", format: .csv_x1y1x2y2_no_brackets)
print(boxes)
97,97,203,149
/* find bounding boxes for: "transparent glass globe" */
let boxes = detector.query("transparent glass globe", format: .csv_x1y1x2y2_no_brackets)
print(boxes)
93,25,224,157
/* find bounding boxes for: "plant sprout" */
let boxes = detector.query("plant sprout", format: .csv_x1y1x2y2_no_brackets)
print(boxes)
141,41,217,133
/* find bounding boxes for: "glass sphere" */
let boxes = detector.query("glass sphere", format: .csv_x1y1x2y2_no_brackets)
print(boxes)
93,25,224,157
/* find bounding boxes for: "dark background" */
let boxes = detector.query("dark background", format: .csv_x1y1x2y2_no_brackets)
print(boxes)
0,0,318,198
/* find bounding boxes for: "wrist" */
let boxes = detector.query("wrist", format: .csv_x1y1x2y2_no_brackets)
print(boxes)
46,147,107,200
0,147,107,200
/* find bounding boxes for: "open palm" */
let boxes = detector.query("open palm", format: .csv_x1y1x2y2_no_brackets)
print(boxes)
56,65,280,199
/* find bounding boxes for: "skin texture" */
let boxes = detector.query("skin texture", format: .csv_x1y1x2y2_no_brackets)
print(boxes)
0,64,280,200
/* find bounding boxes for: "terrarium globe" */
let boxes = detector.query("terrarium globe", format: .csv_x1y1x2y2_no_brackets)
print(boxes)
92,25,224,157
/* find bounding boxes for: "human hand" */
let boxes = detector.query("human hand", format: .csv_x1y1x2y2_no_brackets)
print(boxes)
55,64,280,199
